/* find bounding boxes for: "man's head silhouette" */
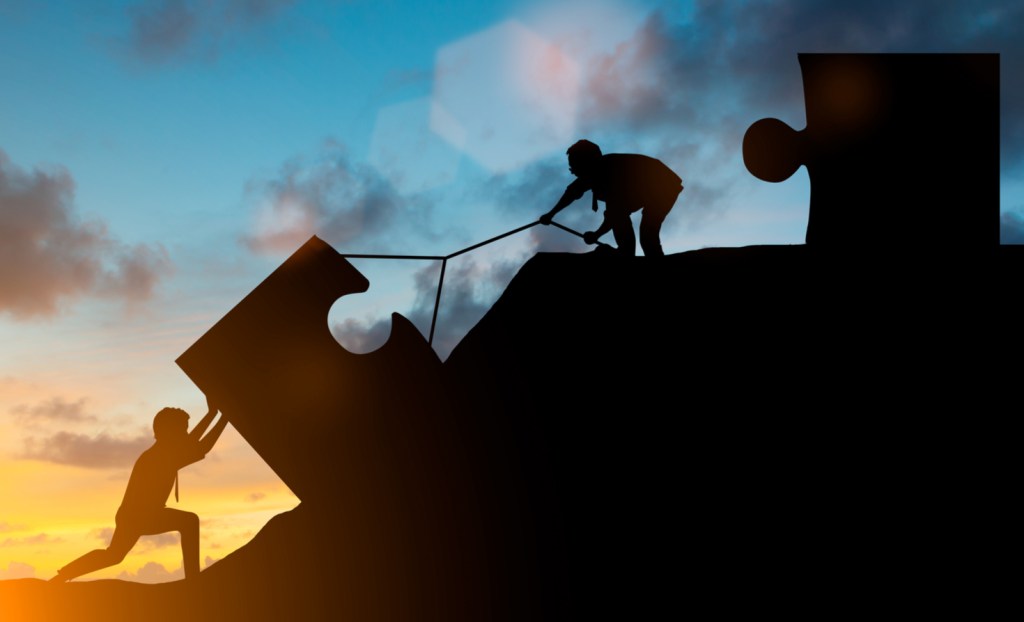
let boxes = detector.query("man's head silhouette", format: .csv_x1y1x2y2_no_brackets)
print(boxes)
567,139,601,178
153,407,189,441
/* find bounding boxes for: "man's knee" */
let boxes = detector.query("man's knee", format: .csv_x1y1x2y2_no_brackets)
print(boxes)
181,511,199,532
106,543,133,564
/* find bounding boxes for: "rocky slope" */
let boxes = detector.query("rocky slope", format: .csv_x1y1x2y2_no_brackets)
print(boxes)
2,245,1017,620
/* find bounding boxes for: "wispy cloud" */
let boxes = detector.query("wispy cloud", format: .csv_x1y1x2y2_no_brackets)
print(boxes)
245,492,266,502
91,527,179,550
21,430,150,469
116,561,184,583
0,150,172,319
0,533,63,547
1001,210,1024,243
119,0,299,64
0,561,35,579
12,397,97,424
243,139,434,256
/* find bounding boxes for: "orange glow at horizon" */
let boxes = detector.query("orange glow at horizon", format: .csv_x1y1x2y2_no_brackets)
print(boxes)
1,381,298,582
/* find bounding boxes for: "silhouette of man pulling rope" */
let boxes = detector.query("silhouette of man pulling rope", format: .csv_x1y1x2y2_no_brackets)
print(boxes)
540,140,683,257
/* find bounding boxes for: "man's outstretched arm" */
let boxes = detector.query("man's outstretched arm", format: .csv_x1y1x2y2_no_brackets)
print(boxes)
196,411,229,457
188,396,218,441
541,179,587,224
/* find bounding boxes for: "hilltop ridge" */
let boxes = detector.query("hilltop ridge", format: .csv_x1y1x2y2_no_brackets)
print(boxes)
3,244,1017,620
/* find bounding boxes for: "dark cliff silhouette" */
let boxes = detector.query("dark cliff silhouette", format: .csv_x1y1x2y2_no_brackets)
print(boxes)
2,53,1013,620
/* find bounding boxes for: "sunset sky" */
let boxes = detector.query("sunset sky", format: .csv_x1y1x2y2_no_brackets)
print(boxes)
2,0,1022,582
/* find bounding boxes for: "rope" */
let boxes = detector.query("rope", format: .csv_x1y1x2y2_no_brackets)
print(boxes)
338,219,607,346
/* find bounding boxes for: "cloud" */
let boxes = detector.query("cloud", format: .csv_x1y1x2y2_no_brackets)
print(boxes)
245,492,266,502
413,257,532,359
120,0,299,64
141,533,180,549
0,522,27,533
116,561,184,583
124,0,198,63
21,431,151,469
1001,210,1024,243
244,140,431,256
333,255,528,360
12,397,97,424
332,315,398,354
91,527,178,550
96,244,174,305
0,562,35,579
487,159,573,219
0,533,63,547
91,527,115,545
430,19,581,173
0,150,172,319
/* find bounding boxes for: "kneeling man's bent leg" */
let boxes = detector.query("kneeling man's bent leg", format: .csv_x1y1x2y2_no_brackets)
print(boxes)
142,508,201,579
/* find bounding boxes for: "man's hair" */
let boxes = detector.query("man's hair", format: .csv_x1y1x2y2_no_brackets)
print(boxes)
153,407,189,440
566,139,602,162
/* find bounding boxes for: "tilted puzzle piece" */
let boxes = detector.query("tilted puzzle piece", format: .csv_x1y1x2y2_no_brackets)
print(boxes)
176,235,447,504
176,235,502,618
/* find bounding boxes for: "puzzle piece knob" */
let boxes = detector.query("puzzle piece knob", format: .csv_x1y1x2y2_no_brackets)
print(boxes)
743,117,804,183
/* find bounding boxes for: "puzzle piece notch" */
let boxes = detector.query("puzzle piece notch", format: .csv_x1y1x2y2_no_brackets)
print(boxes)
744,53,1000,250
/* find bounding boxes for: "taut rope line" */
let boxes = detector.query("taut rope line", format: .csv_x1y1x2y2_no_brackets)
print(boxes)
337,219,602,345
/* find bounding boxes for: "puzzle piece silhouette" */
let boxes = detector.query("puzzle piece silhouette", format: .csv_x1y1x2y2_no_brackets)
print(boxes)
175,236,530,617
176,236,447,504
743,53,999,250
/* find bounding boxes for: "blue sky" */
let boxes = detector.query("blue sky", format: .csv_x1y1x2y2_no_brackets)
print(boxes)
3,1,1019,353
1,0,1022,581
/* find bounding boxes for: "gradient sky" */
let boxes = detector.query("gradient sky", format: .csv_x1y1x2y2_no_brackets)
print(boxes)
2,0,1022,582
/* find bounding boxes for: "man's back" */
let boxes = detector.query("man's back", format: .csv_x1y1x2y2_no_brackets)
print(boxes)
590,153,682,210
118,441,200,516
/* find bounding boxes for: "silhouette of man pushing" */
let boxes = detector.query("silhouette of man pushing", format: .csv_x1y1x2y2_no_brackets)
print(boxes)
540,140,683,256
50,398,229,582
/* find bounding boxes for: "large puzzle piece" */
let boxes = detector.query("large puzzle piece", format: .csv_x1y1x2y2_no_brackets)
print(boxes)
175,236,528,618
176,236,447,503
743,53,999,249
